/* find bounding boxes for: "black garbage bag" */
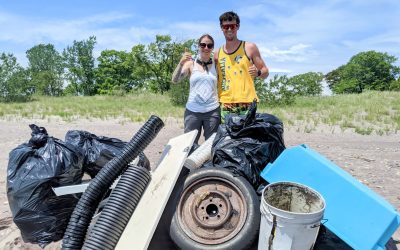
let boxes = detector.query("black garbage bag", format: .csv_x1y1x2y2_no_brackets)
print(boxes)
211,101,286,189
65,130,150,178
6,124,84,247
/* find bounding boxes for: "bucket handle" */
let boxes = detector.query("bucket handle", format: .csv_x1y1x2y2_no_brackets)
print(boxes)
309,218,328,229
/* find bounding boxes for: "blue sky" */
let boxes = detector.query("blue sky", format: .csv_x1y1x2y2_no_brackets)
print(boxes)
1,0,399,76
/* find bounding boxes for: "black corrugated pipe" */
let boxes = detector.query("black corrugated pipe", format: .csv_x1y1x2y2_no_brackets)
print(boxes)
61,115,164,250
82,164,151,249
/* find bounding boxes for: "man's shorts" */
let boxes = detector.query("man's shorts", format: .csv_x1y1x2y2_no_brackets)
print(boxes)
220,102,252,123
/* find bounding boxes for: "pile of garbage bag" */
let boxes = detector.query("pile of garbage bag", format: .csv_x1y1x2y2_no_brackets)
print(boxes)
7,124,84,247
6,124,148,247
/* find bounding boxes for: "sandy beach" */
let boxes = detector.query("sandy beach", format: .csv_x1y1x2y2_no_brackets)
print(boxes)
0,118,399,249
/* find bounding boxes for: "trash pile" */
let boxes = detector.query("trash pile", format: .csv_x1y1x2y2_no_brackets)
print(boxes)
6,111,399,250
6,124,149,248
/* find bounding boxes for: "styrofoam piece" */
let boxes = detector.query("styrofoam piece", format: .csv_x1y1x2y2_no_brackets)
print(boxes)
184,133,216,170
260,144,400,250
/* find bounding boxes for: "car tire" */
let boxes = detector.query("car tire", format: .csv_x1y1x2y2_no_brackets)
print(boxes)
170,167,260,250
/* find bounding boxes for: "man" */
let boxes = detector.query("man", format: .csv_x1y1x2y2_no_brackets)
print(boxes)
214,11,269,122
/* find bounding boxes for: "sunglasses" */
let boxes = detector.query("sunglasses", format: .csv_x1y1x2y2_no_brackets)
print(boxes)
199,43,214,49
221,24,238,30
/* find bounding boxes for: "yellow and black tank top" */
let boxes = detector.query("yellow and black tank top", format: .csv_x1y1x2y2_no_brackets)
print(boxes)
217,41,258,104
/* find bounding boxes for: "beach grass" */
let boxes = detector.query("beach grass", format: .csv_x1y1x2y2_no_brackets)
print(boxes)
0,91,183,123
258,91,400,134
1,91,399,135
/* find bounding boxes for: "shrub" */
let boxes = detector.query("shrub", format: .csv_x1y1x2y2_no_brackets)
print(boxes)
169,80,189,106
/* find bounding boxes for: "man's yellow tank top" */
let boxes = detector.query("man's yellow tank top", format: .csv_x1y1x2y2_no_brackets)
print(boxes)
217,41,258,104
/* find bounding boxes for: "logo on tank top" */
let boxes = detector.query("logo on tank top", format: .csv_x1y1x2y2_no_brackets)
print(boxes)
234,55,242,64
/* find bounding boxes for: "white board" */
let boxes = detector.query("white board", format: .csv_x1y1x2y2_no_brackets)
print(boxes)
116,130,197,250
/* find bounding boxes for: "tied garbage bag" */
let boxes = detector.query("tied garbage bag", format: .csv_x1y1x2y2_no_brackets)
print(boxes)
65,130,150,178
211,101,286,189
6,124,84,247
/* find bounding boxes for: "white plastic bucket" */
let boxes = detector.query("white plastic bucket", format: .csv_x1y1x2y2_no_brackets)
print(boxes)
258,182,325,250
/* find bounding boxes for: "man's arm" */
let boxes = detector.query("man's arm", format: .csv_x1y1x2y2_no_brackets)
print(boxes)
245,42,269,79
213,48,220,82
213,48,219,65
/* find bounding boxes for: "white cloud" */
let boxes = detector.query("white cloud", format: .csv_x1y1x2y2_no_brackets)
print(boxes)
1,1,399,74
0,10,167,65
341,32,400,57
0,11,133,44
0,9,222,63
168,21,221,43
269,68,292,74
235,1,400,74
250,1,398,49
261,43,317,63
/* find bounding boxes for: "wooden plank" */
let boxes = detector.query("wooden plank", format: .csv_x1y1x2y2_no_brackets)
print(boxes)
116,130,197,250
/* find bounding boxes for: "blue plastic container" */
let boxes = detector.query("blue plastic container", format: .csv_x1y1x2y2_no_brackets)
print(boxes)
260,144,400,250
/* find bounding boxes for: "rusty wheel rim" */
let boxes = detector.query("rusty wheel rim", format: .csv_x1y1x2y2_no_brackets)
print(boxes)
177,176,247,245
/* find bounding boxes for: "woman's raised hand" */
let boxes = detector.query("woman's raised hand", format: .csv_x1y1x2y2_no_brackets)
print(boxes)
179,48,192,66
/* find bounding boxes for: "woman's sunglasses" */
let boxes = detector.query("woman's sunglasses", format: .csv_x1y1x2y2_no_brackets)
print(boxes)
221,24,238,30
199,43,214,49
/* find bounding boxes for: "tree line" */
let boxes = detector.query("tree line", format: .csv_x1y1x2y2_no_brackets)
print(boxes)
1,34,399,104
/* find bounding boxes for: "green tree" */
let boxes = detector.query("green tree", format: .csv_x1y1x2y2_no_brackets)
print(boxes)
166,39,196,104
63,36,97,95
325,65,344,90
0,53,32,102
96,50,132,94
127,44,153,90
257,74,295,106
26,44,64,96
327,51,400,94
288,72,324,96
134,35,195,94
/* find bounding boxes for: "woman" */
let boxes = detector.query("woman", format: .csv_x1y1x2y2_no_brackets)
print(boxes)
171,34,220,145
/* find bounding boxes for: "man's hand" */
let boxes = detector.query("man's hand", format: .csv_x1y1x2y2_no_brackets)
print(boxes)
245,42,269,79
248,64,259,78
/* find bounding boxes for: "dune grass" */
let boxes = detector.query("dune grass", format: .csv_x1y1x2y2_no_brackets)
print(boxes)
259,91,400,135
0,92,184,123
0,91,399,135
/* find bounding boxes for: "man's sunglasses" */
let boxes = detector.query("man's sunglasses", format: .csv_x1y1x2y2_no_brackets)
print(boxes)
221,24,238,30
199,43,214,49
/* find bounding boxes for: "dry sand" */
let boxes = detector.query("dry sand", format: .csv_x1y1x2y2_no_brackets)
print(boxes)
0,118,399,249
